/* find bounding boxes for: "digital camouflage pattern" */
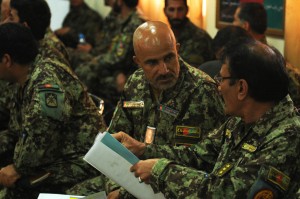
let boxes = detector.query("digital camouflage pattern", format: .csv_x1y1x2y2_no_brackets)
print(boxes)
286,63,300,109
66,58,225,196
105,58,225,197
68,10,118,71
146,95,300,198
0,80,10,131
57,2,102,48
0,53,106,198
74,10,145,101
41,27,70,64
174,18,214,67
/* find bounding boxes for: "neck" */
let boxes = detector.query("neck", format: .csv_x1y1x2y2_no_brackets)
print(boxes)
250,31,267,43
240,99,274,124
151,86,162,101
15,64,30,86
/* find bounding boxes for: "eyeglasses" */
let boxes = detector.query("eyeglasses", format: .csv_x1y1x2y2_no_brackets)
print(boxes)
214,75,237,85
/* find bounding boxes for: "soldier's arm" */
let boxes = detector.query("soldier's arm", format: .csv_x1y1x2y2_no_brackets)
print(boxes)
148,129,300,198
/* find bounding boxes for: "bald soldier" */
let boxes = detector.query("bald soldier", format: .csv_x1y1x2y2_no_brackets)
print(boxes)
113,37,300,198
104,20,225,198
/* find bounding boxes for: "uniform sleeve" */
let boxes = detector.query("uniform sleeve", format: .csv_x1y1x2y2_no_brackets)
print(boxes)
149,129,300,198
13,83,71,176
74,32,135,85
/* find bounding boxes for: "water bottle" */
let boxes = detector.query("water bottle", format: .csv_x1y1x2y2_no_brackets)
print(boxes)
78,33,86,44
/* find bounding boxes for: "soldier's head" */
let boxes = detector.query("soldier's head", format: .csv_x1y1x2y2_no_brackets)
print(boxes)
164,0,188,28
0,22,38,82
6,0,51,40
0,0,10,22
133,21,180,91
70,0,84,7
217,38,288,116
213,25,252,59
233,3,267,35
112,0,138,13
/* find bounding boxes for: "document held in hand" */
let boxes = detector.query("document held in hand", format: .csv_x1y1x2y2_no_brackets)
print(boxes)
83,132,165,199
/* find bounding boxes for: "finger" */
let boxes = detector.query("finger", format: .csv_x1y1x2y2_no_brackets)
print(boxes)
112,132,123,141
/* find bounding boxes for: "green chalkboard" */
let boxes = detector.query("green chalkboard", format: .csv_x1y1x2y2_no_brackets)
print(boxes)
216,0,285,37
264,0,284,36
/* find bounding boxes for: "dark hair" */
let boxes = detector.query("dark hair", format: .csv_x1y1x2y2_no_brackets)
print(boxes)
238,3,267,34
123,0,139,8
0,22,38,65
165,0,187,7
10,0,51,40
221,38,289,102
213,25,252,55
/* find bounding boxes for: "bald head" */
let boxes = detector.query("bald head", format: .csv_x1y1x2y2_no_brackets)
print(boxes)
132,21,180,92
133,21,176,58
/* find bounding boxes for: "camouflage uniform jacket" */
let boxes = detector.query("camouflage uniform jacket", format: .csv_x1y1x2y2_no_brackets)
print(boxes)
286,63,300,109
41,27,70,64
5,54,104,196
147,95,300,198
59,2,102,48
108,58,225,146
174,18,214,67
74,10,145,97
90,11,119,56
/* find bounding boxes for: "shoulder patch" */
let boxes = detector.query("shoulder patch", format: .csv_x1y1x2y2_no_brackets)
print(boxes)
38,84,64,120
253,189,274,199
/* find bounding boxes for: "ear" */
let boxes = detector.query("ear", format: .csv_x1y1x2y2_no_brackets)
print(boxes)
2,54,12,68
133,56,141,67
237,79,248,100
176,43,180,52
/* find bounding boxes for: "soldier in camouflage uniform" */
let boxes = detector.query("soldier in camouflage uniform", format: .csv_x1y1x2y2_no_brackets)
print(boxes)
74,0,145,124
101,21,224,198
55,0,102,48
67,21,225,197
114,38,300,198
286,62,300,109
0,23,104,199
164,0,214,67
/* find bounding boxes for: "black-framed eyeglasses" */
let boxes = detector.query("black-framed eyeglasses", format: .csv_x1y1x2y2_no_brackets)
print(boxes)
214,75,237,85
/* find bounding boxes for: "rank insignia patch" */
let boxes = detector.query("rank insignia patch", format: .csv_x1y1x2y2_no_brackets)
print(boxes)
216,163,234,177
45,93,58,108
242,143,257,152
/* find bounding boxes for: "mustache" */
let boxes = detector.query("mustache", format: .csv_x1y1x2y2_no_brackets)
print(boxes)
155,73,175,81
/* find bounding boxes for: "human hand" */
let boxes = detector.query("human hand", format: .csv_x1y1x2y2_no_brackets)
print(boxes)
112,132,146,157
77,43,92,52
130,159,159,184
0,164,21,187
107,189,120,199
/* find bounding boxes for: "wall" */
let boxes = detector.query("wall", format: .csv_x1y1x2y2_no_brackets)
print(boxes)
206,0,285,55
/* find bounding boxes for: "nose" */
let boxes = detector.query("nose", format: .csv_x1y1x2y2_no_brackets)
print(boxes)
158,62,169,75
